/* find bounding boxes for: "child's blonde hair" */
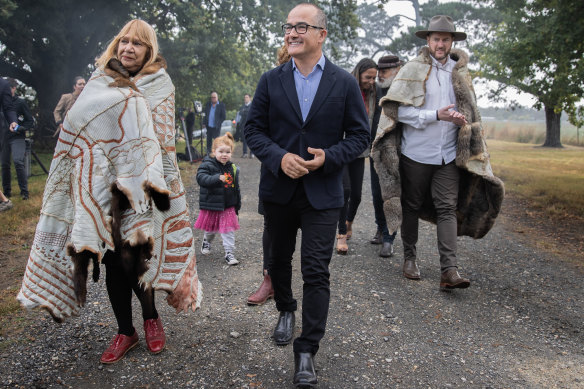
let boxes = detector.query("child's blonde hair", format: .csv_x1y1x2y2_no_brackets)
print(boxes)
211,132,235,156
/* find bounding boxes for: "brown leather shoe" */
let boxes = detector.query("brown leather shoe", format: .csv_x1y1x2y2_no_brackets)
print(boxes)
440,269,470,289
247,272,274,305
403,259,421,280
370,230,382,245
345,221,353,240
336,234,348,255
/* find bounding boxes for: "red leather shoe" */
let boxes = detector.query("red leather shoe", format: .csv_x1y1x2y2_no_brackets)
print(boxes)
100,331,139,364
144,317,166,354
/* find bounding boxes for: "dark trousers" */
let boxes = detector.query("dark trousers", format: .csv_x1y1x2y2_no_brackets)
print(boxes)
400,154,459,271
262,217,272,272
337,157,365,234
258,201,272,273
242,136,251,156
370,158,397,244
264,184,340,355
1,136,28,198
103,251,158,336
206,126,219,154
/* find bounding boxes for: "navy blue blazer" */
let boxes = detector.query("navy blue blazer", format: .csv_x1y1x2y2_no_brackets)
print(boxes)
244,57,370,210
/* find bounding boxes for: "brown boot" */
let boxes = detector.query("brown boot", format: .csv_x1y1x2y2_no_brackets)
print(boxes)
336,234,348,255
247,271,274,305
440,269,470,290
345,221,353,240
403,259,421,280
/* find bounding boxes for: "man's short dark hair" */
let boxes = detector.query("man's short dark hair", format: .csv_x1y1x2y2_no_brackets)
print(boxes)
244,93,251,98
7,78,17,88
296,3,327,30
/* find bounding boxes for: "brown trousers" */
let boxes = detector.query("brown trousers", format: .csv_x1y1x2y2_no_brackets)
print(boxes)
400,154,460,271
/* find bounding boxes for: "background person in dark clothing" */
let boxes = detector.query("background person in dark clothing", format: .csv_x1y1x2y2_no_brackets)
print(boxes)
2,78,33,200
185,107,195,146
369,54,403,257
203,91,226,155
0,77,17,131
236,93,252,158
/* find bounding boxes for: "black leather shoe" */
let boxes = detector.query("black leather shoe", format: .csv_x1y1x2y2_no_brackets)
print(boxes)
293,352,317,388
370,230,382,245
273,311,295,345
379,242,394,257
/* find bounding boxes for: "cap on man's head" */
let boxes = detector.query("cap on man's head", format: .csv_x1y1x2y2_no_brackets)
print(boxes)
377,55,404,69
415,15,467,41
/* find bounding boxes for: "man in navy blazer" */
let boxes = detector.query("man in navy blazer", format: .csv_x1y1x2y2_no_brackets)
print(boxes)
202,91,226,155
245,3,370,386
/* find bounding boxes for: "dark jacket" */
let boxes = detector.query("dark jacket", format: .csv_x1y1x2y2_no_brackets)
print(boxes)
244,57,370,210
235,103,251,141
196,156,241,212
0,78,17,130
6,96,34,140
203,101,226,129
371,85,383,143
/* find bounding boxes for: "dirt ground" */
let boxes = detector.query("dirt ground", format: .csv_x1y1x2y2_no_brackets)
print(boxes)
1,148,583,388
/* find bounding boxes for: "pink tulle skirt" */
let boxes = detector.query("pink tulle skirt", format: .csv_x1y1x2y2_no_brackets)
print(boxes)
194,207,240,233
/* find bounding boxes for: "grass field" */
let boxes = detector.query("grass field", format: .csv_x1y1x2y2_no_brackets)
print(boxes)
483,120,583,146
487,139,584,220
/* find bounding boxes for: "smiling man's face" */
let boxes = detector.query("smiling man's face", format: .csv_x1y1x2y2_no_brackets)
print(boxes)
284,5,326,62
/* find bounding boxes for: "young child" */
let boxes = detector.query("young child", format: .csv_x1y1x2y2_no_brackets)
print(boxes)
194,132,241,265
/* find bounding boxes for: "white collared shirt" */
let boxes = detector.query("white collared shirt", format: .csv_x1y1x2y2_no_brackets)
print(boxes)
398,55,458,165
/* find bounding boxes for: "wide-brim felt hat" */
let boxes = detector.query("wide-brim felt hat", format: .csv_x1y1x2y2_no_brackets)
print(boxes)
377,55,405,69
415,15,467,41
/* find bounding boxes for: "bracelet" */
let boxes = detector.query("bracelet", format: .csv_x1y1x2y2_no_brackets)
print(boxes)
436,110,439,121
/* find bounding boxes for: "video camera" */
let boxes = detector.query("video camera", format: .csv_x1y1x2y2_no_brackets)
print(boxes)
193,101,203,114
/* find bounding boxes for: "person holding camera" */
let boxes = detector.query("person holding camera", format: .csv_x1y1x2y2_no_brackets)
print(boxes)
2,78,33,200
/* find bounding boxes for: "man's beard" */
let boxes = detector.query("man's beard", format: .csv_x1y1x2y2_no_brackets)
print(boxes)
376,77,393,89
429,46,451,62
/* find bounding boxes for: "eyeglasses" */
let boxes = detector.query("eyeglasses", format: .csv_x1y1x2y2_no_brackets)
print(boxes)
282,23,324,35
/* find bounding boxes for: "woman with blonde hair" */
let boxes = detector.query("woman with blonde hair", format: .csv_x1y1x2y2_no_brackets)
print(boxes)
18,19,202,364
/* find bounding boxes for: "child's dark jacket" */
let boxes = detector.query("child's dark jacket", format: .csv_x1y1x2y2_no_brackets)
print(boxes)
196,156,241,212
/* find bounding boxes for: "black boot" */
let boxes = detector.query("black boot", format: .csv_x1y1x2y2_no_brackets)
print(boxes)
293,352,317,388
273,311,295,345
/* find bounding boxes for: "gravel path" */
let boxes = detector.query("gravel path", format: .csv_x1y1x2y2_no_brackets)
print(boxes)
2,149,583,388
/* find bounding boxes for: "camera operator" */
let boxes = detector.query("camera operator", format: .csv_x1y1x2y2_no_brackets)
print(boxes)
185,107,195,146
2,78,34,200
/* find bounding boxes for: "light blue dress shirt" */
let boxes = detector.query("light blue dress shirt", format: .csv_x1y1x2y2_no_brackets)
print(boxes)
292,54,326,122
209,103,217,128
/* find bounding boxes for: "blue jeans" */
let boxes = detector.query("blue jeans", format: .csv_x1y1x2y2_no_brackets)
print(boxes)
370,158,396,244
1,136,28,198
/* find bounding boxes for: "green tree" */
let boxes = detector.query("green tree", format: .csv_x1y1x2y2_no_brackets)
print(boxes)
475,0,584,147
0,0,360,146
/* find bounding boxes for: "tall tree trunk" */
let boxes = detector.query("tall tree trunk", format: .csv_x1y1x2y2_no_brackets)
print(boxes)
542,105,562,148
411,0,421,26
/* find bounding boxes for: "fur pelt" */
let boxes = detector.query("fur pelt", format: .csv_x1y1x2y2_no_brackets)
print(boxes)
104,56,168,91
372,47,505,239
